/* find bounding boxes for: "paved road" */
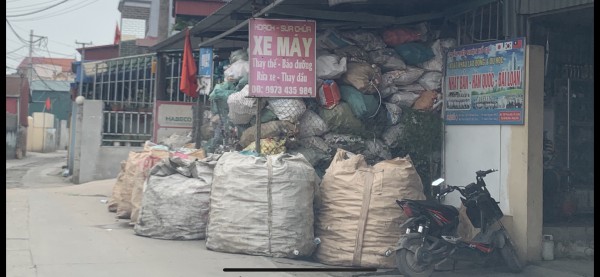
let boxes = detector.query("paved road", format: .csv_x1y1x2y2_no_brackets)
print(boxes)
6,152,593,277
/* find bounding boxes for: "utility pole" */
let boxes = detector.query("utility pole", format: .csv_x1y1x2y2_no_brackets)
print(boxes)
75,41,92,96
27,30,46,88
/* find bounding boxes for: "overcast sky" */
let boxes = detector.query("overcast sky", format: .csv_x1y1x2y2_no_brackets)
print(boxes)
6,0,121,74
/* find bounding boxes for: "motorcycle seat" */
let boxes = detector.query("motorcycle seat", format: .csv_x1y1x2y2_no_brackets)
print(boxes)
408,200,459,218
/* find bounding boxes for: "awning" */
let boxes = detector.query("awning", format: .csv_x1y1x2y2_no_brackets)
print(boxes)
151,0,499,52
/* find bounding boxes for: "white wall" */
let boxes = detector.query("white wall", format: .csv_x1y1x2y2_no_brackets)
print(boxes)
442,125,508,212
443,46,545,263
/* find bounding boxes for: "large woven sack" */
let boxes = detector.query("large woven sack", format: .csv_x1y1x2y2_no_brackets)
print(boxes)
228,84,257,125
319,102,366,137
340,63,382,94
315,149,426,268
368,48,407,71
107,161,127,213
113,151,151,219
381,67,425,86
298,110,328,138
206,152,318,258
133,155,219,240
129,149,170,224
267,98,307,123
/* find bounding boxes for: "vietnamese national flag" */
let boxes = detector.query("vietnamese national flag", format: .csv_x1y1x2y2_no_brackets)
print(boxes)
513,39,523,49
114,22,121,45
179,28,198,98
45,97,51,111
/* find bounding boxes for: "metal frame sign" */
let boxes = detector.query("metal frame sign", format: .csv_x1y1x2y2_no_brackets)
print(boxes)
444,37,526,125
153,101,194,143
198,47,213,96
248,18,316,98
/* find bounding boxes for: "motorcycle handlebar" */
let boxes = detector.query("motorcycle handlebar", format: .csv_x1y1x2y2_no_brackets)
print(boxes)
476,169,497,177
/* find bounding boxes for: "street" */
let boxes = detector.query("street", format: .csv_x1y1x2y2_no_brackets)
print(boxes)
6,152,593,277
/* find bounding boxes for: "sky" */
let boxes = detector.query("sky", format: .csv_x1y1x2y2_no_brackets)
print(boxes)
6,0,122,74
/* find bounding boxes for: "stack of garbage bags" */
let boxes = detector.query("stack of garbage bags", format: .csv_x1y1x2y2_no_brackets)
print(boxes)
202,24,454,175
102,23,459,265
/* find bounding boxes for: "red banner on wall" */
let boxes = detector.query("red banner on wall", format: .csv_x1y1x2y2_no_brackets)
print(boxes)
248,18,316,98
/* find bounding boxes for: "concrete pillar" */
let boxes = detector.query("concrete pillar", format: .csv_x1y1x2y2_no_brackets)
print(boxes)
72,100,104,184
502,45,544,263
68,104,77,173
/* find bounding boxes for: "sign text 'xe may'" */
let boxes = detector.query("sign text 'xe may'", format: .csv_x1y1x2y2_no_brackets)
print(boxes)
249,18,316,98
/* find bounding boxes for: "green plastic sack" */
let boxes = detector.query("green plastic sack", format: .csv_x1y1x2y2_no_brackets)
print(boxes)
209,81,237,101
247,109,279,126
236,75,248,91
393,43,435,65
339,85,379,119
209,81,238,115
319,102,368,137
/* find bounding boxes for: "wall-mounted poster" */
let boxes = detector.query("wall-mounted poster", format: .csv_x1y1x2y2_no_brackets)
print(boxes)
444,38,526,125
198,47,213,96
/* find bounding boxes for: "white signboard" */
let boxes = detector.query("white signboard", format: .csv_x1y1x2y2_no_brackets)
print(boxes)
153,101,194,142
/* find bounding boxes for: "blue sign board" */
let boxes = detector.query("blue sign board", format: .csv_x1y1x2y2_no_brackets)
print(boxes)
198,47,213,76
444,38,526,125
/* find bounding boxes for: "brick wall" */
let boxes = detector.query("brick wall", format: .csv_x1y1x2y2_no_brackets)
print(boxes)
119,3,151,57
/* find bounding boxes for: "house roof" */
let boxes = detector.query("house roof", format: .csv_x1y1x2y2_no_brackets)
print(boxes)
30,80,71,92
17,57,75,72
76,44,119,53
5,75,29,97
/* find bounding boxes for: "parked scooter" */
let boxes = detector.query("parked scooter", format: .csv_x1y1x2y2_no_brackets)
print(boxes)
394,169,523,277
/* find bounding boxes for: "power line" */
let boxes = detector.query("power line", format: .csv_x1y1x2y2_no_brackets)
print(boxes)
35,46,75,57
7,0,66,12
5,19,30,43
11,0,99,22
6,0,70,18
7,45,27,54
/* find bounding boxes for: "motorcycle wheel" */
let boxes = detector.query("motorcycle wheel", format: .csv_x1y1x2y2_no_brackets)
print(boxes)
396,238,435,277
500,236,524,273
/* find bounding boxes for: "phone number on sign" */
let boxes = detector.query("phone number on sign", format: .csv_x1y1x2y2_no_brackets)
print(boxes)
251,85,313,95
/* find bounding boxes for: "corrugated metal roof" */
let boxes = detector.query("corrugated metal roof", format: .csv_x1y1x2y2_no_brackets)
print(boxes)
152,0,488,52
519,0,594,14
30,80,71,92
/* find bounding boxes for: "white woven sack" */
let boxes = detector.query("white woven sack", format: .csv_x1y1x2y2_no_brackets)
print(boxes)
267,98,307,123
227,84,256,125
298,110,328,138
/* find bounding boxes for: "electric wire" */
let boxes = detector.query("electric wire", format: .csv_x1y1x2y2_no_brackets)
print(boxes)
7,46,27,54
7,0,67,12
6,0,70,18
6,19,30,43
11,0,100,22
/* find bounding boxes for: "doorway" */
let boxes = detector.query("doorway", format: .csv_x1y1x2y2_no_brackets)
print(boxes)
529,7,594,227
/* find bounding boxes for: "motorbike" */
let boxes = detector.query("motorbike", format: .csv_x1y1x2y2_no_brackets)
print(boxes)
394,169,523,277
